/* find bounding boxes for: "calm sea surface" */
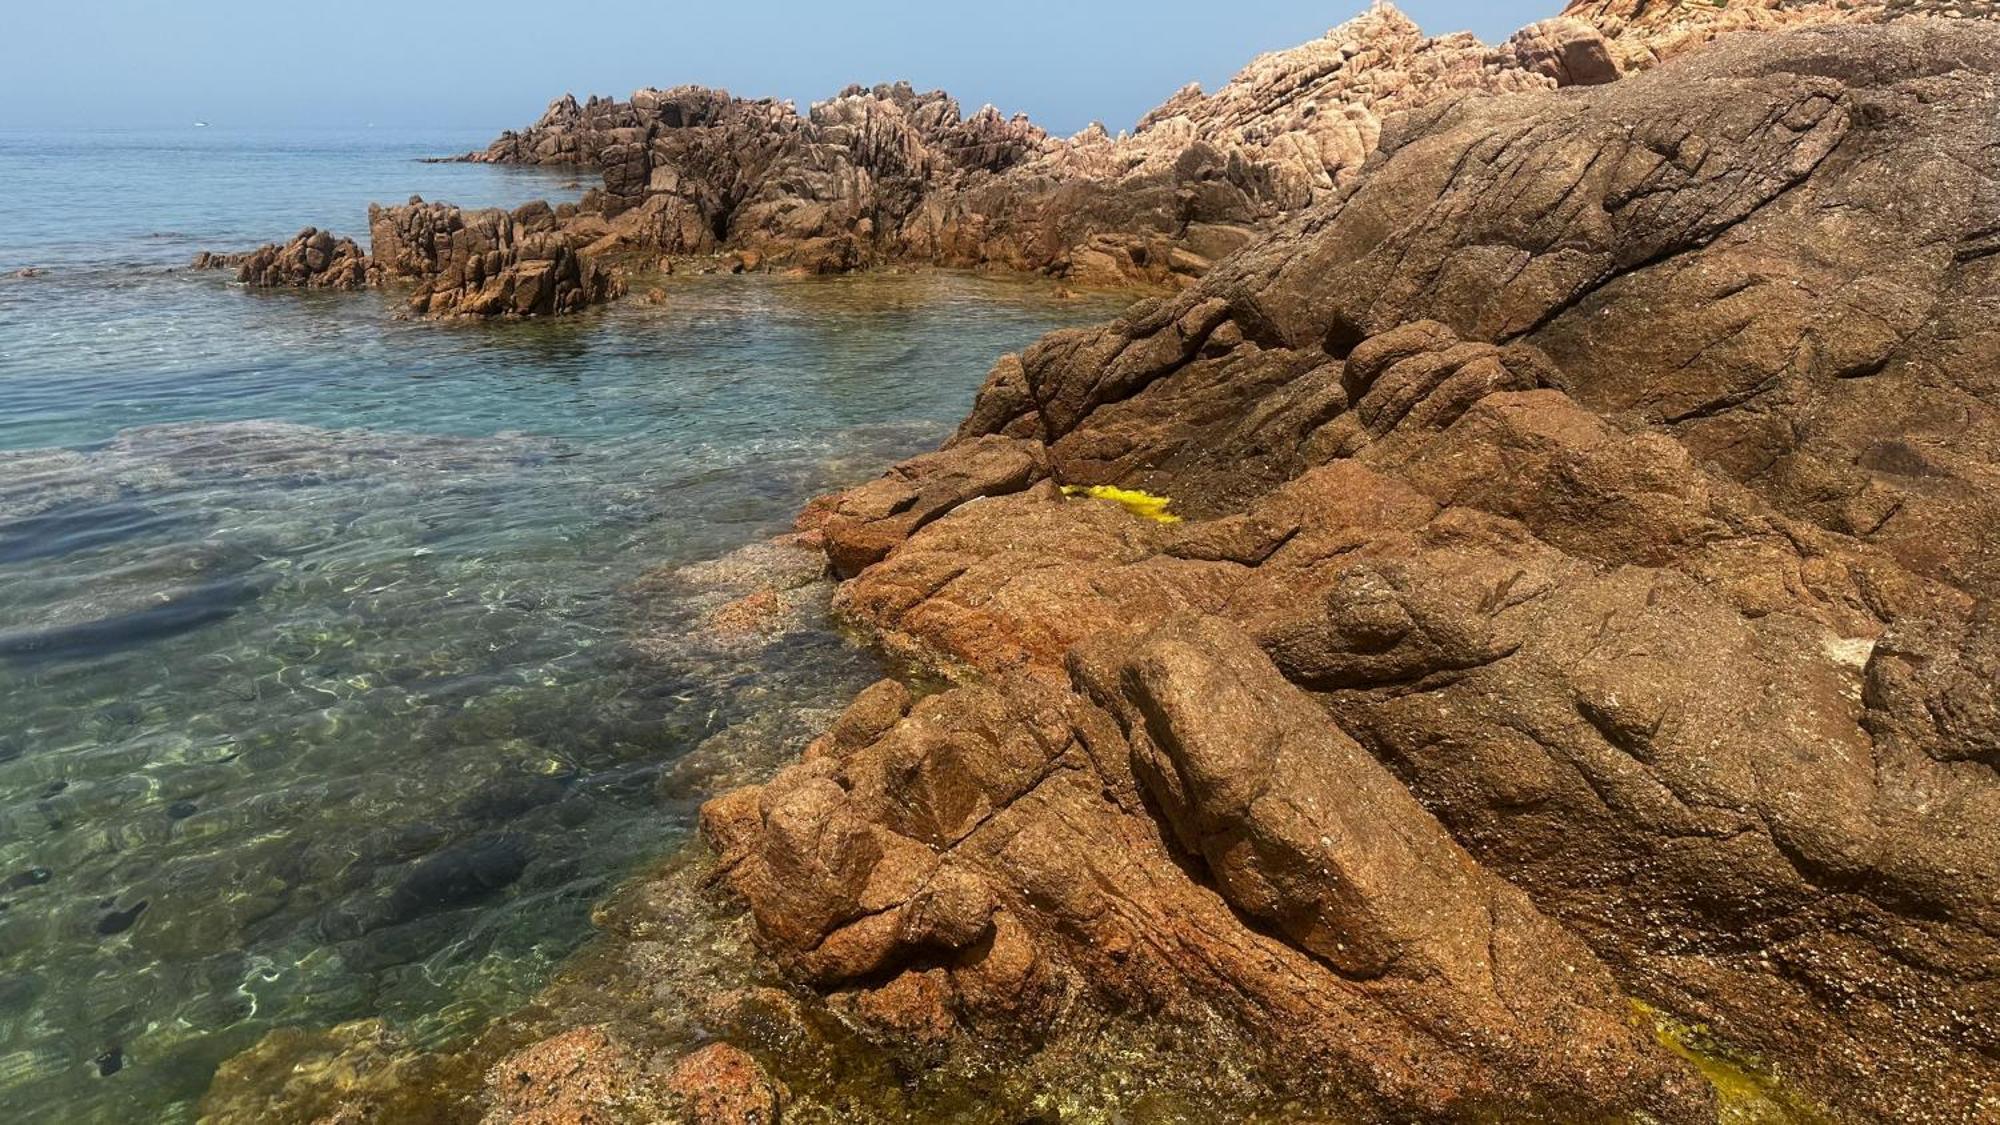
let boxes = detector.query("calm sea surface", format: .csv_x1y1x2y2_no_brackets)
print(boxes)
0,128,1127,1121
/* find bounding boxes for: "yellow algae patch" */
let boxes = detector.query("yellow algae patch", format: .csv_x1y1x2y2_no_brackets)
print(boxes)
1061,484,1182,523
1633,1001,1828,1123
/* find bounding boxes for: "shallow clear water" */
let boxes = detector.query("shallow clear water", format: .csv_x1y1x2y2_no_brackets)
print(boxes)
0,129,1129,1121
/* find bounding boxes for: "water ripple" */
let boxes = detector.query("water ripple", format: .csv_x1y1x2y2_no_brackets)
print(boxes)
0,265,1130,1123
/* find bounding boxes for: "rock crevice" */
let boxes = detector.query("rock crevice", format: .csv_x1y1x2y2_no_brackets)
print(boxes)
707,19,2000,1121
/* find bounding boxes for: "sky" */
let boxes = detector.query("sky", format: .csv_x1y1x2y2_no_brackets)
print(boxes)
3,2,1556,135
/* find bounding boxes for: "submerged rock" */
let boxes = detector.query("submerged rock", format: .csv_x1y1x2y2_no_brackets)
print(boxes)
482,1026,652,1124
663,1043,786,1125
383,834,532,926
0,576,268,665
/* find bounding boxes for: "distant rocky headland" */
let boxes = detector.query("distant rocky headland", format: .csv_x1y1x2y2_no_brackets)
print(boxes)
193,2,1980,319
200,1,2000,1122
191,2,1672,317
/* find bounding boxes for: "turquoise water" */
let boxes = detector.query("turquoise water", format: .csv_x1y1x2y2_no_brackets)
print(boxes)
0,129,1127,1121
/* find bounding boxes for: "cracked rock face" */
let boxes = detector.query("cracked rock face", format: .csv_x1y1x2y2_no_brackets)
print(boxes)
190,227,378,290
189,202,625,319
704,21,2000,1120
449,5,1612,292
1563,0,1993,71
366,198,625,319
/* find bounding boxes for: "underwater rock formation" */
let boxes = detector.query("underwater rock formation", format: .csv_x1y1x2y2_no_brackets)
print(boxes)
703,18,2000,1121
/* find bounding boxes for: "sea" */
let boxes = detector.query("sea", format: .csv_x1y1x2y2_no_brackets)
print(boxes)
0,127,1128,1121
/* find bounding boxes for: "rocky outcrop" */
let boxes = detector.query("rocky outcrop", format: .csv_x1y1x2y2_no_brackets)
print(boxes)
448,5,1622,290
199,1,1980,320
367,198,623,318
190,227,377,290
1564,0,1996,71
191,202,621,318
704,20,2000,1121
703,627,1713,1120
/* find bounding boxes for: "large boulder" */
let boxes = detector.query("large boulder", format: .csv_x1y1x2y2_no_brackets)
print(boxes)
367,198,624,318
192,227,377,290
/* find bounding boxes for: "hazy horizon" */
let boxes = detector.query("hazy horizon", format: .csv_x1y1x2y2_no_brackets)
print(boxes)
7,1,1553,136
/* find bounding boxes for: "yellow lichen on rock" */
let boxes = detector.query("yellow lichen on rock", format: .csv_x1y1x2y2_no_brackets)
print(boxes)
1061,484,1183,523
1633,1001,1826,1123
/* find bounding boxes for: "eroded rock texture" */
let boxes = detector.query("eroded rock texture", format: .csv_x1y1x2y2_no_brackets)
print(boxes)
194,2,1984,321
190,227,378,290
708,21,2000,1121
367,198,623,318
1565,0,1995,71
189,204,622,319
453,5,1616,288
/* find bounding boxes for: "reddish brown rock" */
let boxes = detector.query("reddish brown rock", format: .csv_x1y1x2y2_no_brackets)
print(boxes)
368,198,623,318
212,1,1973,320
483,1027,647,1125
190,203,621,319
436,5,1609,293
192,227,377,290
706,19,2000,1122
1506,16,1621,85
706,634,1711,1120
663,1043,784,1125
800,434,1048,578
1562,0,1967,71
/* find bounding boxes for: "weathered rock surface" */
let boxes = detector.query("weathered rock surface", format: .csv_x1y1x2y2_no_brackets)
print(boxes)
367,198,623,318
197,1,1983,320
1566,0,1994,71
446,5,1617,292
190,202,621,318
704,20,2000,1121
191,227,377,290
662,1042,785,1125
704,631,1713,1120
481,1026,645,1125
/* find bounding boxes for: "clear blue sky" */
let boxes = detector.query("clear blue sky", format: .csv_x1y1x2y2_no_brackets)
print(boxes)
5,2,1555,134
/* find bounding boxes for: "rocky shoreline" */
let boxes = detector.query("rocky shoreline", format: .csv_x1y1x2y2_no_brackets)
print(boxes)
193,2,1635,318
192,2,1986,324
200,2,2000,1122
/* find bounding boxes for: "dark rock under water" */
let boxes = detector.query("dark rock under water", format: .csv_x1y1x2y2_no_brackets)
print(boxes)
0,576,268,664
0,500,186,565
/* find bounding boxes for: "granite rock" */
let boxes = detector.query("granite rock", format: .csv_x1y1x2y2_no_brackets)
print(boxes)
706,20,2000,1120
